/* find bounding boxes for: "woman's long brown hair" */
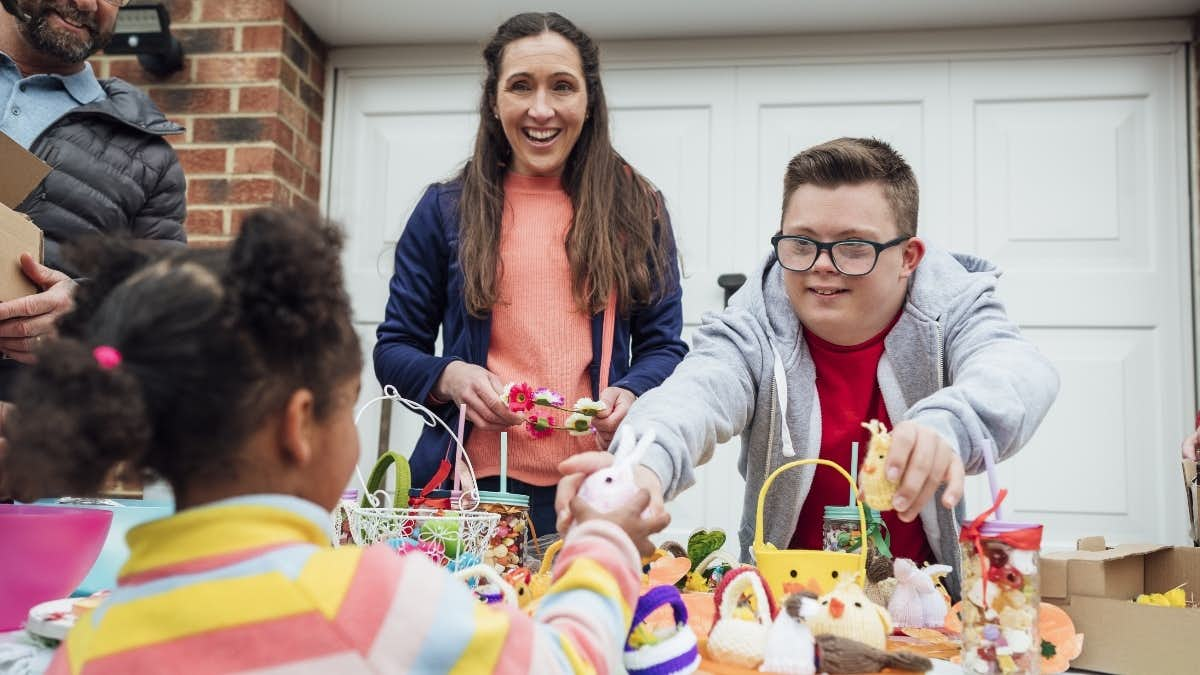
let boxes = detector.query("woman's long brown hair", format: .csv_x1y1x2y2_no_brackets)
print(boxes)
456,12,676,318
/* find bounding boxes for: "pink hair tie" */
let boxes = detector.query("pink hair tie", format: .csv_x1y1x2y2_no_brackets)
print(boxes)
93,345,122,370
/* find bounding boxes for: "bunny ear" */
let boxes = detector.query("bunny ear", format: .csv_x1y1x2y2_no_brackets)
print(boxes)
613,425,638,461
630,428,656,464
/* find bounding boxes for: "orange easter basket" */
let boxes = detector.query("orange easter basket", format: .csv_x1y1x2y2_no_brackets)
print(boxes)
752,459,867,599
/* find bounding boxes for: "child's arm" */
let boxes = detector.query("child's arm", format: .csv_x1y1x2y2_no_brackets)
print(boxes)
351,520,640,674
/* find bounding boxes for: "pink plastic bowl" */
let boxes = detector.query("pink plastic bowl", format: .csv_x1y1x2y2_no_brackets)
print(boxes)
0,505,113,631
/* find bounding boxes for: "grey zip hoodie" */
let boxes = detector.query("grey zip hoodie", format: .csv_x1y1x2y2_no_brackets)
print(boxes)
624,248,1059,598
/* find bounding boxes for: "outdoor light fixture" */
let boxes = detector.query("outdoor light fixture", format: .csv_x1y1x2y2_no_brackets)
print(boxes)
106,2,185,77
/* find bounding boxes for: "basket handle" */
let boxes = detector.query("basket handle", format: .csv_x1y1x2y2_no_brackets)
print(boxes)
754,458,867,579
716,568,773,625
361,451,411,508
353,385,482,510
536,539,565,577
631,584,689,631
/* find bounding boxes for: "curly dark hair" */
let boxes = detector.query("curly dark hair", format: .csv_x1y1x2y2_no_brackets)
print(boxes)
2,209,362,502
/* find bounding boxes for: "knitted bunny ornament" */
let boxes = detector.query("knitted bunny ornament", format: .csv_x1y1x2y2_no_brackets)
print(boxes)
577,426,655,514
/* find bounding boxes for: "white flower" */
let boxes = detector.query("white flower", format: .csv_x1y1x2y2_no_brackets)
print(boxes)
564,412,594,436
533,388,565,407
499,382,517,401
573,397,608,417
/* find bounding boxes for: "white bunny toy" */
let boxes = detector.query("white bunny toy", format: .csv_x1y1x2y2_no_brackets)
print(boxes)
887,558,953,628
576,426,654,514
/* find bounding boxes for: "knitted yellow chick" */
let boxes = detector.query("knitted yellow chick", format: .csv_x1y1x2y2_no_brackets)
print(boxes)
808,577,893,651
860,419,898,511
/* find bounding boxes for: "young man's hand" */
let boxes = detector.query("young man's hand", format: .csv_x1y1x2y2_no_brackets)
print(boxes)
877,421,965,522
569,490,670,558
555,452,665,533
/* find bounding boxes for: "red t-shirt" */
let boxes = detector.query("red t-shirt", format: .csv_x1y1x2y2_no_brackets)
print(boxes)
789,315,934,565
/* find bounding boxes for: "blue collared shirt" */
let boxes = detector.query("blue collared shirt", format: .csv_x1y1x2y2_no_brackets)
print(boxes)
0,51,105,149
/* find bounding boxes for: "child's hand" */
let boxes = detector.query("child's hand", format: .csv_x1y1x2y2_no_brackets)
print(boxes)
569,490,669,558
556,451,665,533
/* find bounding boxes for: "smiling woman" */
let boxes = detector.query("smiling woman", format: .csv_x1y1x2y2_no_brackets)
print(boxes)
373,12,688,538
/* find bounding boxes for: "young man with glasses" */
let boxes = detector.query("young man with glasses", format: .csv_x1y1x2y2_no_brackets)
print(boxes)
0,0,184,379
560,137,1058,598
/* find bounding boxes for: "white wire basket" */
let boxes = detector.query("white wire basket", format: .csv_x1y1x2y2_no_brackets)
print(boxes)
334,386,499,569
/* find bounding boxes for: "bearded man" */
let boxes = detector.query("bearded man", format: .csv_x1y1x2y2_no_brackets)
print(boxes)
0,0,186,388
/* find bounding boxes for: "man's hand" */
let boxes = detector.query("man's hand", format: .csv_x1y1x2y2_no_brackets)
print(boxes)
1183,426,1200,461
872,421,965,522
431,361,524,430
589,386,635,449
0,254,75,364
556,451,665,533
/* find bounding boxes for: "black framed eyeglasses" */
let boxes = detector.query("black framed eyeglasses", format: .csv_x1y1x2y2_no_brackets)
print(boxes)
771,234,912,276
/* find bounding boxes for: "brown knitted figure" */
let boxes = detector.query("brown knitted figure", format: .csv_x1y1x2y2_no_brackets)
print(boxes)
864,553,898,607
814,633,932,673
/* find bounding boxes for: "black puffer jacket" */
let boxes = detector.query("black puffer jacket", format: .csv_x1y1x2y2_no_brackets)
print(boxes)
19,77,187,276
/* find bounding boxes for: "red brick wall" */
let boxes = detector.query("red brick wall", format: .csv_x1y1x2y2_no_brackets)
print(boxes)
89,0,327,247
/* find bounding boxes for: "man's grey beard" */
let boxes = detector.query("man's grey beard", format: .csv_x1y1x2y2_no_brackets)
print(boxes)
17,3,113,64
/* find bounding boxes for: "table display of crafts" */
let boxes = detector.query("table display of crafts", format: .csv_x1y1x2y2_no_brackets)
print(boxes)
626,420,1086,675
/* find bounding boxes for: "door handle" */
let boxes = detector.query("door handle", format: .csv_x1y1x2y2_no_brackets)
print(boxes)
717,273,746,308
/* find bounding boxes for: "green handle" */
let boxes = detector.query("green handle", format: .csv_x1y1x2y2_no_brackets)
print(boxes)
362,451,411,508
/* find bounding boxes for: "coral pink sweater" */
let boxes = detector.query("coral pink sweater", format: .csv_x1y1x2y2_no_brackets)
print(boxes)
467,173,595,485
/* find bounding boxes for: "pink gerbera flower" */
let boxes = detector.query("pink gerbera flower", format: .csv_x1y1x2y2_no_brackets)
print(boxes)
505,382,535,412
526,414,556,440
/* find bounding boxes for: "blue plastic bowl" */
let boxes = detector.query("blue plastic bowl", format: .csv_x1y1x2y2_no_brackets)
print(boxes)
36,498,174,595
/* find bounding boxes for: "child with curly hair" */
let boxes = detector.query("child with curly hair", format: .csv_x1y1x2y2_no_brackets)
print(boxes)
2,209,667,674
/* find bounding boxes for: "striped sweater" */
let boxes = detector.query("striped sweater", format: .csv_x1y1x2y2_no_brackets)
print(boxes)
47,495,641,674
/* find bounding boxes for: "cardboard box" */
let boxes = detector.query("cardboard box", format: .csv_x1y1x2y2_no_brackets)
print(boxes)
1042,536,1200,675
0,132,49,301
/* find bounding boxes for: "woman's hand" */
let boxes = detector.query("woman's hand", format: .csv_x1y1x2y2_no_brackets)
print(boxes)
1183,426,1200,461
590,386,635,449
432,361,525,430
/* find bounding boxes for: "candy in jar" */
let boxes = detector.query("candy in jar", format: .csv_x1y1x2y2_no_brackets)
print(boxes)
959,518,1043,674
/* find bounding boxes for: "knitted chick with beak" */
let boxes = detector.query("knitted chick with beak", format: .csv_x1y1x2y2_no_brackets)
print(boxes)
860,419,898,511
808,578,892,651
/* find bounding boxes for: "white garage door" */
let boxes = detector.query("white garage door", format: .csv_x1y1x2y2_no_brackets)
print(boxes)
327,44,1193,550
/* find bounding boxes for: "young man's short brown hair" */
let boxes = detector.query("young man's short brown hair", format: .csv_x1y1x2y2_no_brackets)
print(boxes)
781,137,919,237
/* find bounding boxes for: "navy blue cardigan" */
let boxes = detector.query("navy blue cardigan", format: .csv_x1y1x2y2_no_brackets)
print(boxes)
373,181,689,486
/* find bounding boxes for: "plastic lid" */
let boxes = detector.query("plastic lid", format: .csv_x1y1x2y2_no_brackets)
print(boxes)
978,520,1043,536
824,505,883,524
477,490,530,507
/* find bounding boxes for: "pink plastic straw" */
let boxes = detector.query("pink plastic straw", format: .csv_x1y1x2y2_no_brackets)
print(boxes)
982,438,1005,521
453,403,466,492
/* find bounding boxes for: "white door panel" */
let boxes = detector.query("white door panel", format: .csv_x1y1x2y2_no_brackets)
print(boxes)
735,61,952,249
952,53,1192,548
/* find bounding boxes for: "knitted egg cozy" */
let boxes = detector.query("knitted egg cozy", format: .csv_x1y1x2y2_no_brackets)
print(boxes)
624,585,700,675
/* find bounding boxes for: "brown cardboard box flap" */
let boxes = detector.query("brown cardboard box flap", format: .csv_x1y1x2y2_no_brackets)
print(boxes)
1042,537,1171,599
0,132,49,209
1063,594,1200,674
0,132,49,301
